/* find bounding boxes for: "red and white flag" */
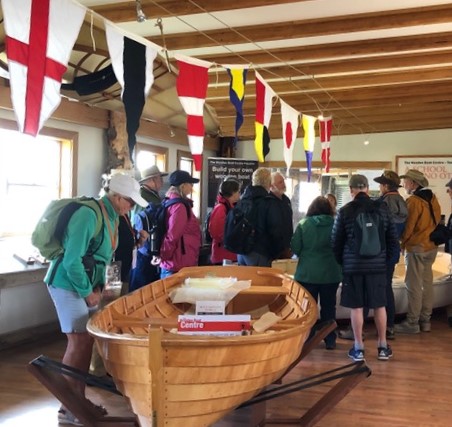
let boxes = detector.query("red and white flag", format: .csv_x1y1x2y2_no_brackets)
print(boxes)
3,0,85,136
175,54,211,171
280,100,299,171
319,116,333,172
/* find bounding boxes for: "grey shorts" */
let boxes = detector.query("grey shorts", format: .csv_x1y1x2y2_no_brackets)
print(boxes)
47,285,98,333
340,273,386,309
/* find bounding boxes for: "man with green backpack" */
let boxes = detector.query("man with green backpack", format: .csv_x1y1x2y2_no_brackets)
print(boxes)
34,173,146,426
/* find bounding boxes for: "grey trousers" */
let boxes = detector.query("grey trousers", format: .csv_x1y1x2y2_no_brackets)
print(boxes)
405,248,438,324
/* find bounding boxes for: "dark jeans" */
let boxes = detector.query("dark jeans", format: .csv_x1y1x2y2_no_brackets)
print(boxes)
237,251,271,267
303,282,340,346
129,252,160,292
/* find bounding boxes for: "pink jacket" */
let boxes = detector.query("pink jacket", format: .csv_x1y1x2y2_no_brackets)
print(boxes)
160,192,201,272
209,194,237,264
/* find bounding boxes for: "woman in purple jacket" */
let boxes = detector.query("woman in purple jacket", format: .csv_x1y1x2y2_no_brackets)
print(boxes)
159,170,202,278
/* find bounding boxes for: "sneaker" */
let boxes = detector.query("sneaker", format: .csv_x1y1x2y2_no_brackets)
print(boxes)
394,320,420,334
377,346,393,361
348,347,365,362
386,328,395,340
58,409,83,426
419,321,431,332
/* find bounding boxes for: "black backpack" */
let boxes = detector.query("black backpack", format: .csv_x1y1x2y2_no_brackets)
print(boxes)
223,198,256,254
204,201,230,244
139,198,191,256
353,203,385,258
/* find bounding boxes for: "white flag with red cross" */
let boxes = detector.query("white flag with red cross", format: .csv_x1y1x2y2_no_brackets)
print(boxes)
2,0,85,136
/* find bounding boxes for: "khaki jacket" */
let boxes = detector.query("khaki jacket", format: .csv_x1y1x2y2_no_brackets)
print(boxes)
401,190,441,253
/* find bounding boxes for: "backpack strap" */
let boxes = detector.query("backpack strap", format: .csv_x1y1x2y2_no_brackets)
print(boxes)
48,198,104,285
413,195,437,225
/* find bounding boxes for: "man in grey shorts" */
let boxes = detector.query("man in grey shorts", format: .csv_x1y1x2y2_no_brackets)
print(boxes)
45,173,147,425
331,174,398,362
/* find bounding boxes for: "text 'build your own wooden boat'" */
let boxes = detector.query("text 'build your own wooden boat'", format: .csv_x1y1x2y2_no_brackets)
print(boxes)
87,265,318,427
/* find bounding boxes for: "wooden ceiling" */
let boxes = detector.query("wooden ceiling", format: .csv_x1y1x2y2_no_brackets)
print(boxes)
4,0,452,140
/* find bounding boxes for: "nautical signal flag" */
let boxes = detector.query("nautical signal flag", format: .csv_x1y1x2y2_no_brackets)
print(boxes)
106,22,158,158
226,66,248,145
254,72,276,163
3,0,85,136
175,54,211,171
280,100,299,171
302,114,317,182
319,116,333,172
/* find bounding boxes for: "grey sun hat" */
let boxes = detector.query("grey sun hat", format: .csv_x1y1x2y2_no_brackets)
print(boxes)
139,165,168,183
399,169,429,188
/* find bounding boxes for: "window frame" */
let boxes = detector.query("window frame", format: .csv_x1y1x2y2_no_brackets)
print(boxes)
0,119,77,237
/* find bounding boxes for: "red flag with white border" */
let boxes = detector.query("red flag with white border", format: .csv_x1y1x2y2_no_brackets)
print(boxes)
175,54,211,171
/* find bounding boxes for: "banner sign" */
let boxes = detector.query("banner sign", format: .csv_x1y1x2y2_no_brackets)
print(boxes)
207,157,258,208
396,155,452,218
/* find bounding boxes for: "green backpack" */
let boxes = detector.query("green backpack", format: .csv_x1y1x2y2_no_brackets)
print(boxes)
31,197,104,260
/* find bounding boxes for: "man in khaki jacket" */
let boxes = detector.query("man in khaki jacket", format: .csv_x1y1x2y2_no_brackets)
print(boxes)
395,169,441,334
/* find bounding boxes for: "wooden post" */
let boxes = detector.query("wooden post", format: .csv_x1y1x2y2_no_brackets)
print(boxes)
149,328,164,427
106,110,133,171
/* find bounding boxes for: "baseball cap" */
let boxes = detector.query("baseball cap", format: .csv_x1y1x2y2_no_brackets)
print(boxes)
109,174,147,207
169,170,200,186
349,174,369,189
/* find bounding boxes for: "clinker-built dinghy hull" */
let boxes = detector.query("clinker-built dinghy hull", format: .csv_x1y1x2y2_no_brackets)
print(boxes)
87,266,317,427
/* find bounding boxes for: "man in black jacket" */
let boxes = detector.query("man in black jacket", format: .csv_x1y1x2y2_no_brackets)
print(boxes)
269,171,293,258
332,174,398,362
237,167,285,267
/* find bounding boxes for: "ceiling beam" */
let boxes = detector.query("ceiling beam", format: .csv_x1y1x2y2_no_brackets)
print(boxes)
147,4,452,50
92,0,302,22
207,67,452,99
198,31,452,65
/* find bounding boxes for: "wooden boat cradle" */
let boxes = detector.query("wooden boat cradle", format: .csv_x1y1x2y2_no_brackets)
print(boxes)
28,266,371,426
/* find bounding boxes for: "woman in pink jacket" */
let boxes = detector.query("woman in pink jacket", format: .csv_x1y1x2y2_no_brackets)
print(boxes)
159,170,202,278
209,178,241,265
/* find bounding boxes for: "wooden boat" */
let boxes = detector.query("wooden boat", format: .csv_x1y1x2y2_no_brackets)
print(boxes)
87,265,317,427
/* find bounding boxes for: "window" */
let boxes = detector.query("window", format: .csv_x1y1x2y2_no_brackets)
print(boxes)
177,150,201,218
134,143,168,176
0,123,75,237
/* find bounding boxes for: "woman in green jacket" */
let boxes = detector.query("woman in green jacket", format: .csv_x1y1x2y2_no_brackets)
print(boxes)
291,196,342,349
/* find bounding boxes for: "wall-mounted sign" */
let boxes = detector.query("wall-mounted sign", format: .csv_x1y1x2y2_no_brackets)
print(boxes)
207,157,258,208
396,155,452,218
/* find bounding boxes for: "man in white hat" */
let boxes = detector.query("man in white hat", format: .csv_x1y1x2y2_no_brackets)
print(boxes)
395,169,441,334
129,165,168,291
136,165,168,214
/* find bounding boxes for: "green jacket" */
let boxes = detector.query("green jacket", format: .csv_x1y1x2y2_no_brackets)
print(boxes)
44,195,118,297
291,214,342,284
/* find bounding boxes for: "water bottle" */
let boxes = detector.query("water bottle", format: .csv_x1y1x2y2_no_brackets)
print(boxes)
149,227,159,254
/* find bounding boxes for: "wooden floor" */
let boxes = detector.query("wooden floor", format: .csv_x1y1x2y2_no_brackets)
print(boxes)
1,311,451,427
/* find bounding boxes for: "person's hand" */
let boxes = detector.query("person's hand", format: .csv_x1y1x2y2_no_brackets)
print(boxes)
137,230,149,248
85,288,101,307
